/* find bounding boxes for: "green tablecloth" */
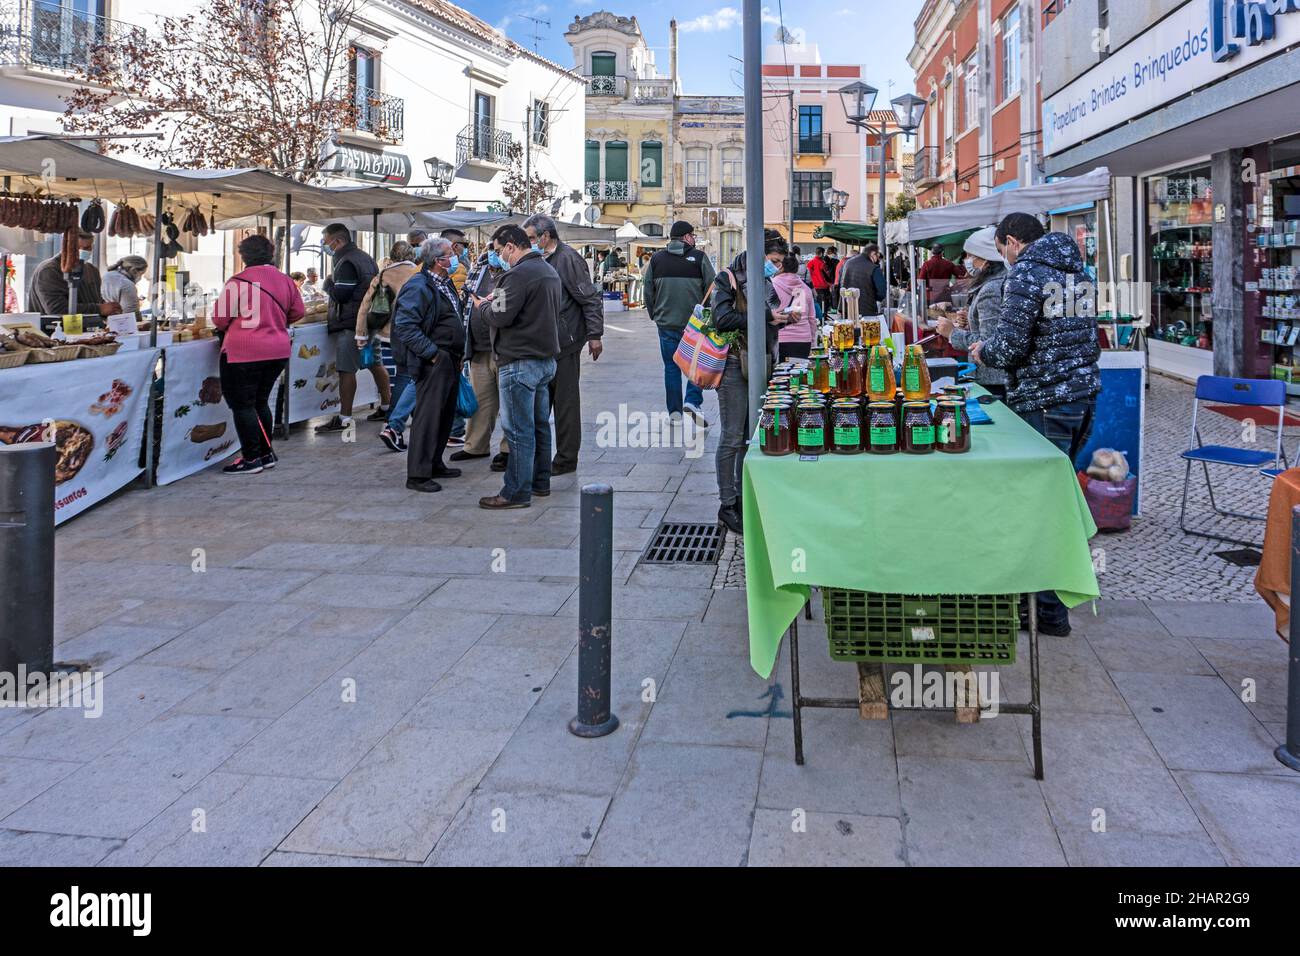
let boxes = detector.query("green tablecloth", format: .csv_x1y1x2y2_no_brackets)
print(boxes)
741,396,1100,678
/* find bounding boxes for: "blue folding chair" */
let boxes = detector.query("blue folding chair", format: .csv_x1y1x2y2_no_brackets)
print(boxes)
1179,375,1287,545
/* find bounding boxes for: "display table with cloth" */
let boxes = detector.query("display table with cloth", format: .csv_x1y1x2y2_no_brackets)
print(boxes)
741,389,1101,777
1255,468,1300,642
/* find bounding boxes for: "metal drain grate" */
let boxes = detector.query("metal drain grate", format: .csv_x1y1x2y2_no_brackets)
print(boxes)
640,522,724,564
1215,548,1262,567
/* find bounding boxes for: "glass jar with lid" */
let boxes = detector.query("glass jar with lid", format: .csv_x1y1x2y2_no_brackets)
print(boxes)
758,402,795,456
934,398,971,454
900,402,935,455
796,402,828,455
830,400,863,454
867,402,899,454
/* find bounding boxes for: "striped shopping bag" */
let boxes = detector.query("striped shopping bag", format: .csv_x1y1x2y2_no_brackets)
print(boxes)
674,312,729,390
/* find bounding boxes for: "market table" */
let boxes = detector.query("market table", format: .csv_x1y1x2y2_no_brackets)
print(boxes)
741,391,1100,778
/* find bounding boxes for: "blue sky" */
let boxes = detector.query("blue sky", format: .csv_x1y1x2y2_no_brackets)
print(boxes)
458,0,925,101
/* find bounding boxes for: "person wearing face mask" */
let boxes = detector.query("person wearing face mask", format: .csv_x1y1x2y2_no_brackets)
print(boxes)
100,255,148,316
315,223,378,433
477,224,562,509
27,229,118,316
360,240,420,452
709,229,789,535
641,220,716,426
449,246,510,468
932,228,1009,399
392,237,466,492
969,212,1100,637
440,228,469,297
523,213,603,476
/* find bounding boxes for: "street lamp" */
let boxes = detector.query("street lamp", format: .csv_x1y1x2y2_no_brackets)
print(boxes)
839,85,926,314
423,156,455,194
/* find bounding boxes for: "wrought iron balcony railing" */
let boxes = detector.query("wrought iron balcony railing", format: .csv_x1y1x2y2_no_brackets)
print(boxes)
913,146,940,184
0,0,141,74
721,185,743,205
585,74,626,97
586,180,636,202
783,199,832,221
684,185,708,204
346,85,404,143
798,132,830,155
457,121,513,167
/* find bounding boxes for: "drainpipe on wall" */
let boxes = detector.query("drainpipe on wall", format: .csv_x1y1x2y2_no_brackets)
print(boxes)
978,0,993,195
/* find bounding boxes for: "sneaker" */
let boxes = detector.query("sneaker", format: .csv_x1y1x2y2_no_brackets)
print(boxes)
1037,619,1072,637
222,457,264,475
406,477,442,493
366,407,389,422
379,427,405,452
683,402,710,428
446,434,466,447
490,452,509,473
259,453,277,469
718,503,743,536
315,415,350,433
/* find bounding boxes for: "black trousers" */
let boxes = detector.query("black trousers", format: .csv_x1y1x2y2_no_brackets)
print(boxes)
219,354,285,461
778,341,812,361
548,348,582,469
407,351,460,480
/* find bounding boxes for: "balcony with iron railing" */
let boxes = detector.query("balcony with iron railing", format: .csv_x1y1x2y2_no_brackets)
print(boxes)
458,121,513,167
783,199,832,222
721,185,743,205
342,85,404,144
684,185,708,204
913,146,940,184
864,160,899,175
798,132,830,155
587,180,636,202
585,74,627,97
583,75,672,102
0,0,141,76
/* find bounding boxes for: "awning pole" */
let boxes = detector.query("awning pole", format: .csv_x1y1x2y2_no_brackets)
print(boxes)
910,243,920,341
742,0,767,428
372,208,380,259
1102,195,1117,316
284,193,293,272
149,183,163,347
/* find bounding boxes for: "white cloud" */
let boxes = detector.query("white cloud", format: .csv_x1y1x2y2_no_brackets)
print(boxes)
678,5,787,32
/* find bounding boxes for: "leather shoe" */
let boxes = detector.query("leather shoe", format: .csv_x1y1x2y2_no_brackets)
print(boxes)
490,453,509,472
479,495,529,510
718,504,743,536
532,487,551,497
430,466,462,478
551,460,577,476
406,478,442,493
449,450,489,461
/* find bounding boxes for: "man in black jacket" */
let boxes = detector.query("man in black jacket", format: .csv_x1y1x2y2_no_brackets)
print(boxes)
524,213,603,475
317,223,378,433
838,244,886,316
392,237,466,493
477,224,561,509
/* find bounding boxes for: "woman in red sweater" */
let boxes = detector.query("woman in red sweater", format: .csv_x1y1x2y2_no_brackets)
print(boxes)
211,234,305,474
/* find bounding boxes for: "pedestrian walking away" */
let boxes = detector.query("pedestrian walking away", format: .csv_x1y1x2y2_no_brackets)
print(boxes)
210,234,305,474
524,213,603,476
315,223,378,434
453,248,510,468
710,229,789,536
970,212,1101,636
392,237,466,493
772,253,817,361
360,241,420,453
478,223,561,509
641,219,716,426
838,244,886,317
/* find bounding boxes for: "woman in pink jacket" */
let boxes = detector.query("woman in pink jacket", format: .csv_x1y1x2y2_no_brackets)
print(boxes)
772,253,818,360
211,234,305,474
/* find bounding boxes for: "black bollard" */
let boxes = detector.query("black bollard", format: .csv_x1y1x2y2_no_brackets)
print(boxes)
569,483,619,738
1277,506,1300,772
0,443,55,678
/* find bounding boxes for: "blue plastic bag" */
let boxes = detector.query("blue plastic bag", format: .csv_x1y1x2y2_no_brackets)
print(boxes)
359,339,376,369
456,365,478,418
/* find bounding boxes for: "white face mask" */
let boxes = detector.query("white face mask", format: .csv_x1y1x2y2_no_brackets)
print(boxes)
964,257,976,274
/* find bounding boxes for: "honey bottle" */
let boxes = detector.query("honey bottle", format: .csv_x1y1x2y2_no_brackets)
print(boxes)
902,344,931,401
866,345,896,402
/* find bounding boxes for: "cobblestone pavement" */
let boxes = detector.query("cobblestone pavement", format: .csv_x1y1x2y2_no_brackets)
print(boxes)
716,369,1299,602
2,312,1296,867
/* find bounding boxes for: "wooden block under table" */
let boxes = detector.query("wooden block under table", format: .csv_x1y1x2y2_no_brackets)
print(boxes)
857,663,888,720
948,663,982,724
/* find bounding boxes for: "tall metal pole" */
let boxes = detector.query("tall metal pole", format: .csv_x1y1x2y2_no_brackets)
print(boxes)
743,0,767,427
788,93,795,245
525,104,533,214
878,126,889,314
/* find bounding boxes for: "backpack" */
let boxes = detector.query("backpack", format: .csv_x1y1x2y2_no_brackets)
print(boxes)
365,268,395,332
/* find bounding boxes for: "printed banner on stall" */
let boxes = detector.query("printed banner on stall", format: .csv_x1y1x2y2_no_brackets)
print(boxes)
156,339,281,485
286,323,378,424
0,348,158,524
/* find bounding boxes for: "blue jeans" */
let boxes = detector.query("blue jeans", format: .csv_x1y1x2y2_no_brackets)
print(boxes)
1020,397,1097,628
498,357,556,503
657,327,703,415
387,373,417,434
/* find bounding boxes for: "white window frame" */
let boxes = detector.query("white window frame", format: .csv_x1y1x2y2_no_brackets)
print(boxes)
962,55,978,132
685,147,708,188
721,147,743,188
531,99,549,149
1001,6,1021,105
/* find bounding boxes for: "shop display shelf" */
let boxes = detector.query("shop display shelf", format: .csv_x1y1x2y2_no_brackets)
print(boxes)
822,589,1019,665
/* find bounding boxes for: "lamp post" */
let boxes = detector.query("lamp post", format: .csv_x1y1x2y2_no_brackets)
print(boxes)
838,85,925,312
423,156,455,195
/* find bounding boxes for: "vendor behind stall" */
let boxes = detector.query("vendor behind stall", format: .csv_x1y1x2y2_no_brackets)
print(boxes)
26,229,119,316
101,255,148,315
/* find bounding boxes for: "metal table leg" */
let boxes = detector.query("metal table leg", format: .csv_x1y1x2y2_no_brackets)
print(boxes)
789,618,804,766
1028,599,1043,781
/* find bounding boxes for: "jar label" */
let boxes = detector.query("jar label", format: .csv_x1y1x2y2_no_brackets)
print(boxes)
798,427,823,447
760,427,768,447
870,426,896,445
904,366,920,393
834,427,860,446
870,367,884,392
911,426,934,445
828,369,837,386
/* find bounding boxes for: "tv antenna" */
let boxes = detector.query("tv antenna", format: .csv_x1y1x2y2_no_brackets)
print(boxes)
520,14,550,52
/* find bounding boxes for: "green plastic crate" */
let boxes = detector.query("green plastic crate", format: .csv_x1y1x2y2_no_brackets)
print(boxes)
822,590,1019,664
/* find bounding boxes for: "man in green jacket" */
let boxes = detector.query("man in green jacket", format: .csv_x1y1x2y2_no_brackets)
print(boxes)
642,221,716,427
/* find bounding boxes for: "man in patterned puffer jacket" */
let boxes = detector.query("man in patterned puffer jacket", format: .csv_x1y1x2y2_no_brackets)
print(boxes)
970,213,1100,636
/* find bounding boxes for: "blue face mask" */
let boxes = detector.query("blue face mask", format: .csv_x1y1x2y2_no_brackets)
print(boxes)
763,259,778,278
447,254,460,273
488,251,503,269
530,243,542,254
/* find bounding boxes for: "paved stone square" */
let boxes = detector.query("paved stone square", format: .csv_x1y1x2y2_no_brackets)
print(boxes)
2,312,1296,866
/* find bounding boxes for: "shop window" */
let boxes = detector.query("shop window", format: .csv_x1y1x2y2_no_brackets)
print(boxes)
1257,137,1300,384
1146,165,1214,351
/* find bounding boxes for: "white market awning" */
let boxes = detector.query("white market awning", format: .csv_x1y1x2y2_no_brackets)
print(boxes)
905,167,1112,242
